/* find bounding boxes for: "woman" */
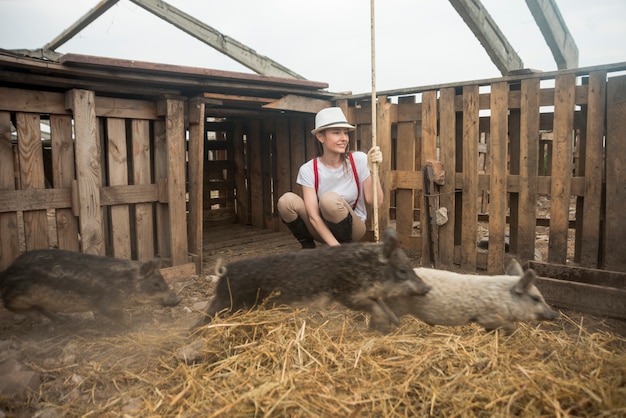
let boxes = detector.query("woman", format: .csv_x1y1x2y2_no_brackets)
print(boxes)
277,107,383,248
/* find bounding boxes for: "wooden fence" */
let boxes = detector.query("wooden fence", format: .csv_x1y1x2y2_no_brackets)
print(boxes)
212,65,626,279
346,68,626,275
0,87,196,278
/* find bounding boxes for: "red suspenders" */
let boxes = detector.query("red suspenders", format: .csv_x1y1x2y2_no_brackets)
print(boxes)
313,153,360,209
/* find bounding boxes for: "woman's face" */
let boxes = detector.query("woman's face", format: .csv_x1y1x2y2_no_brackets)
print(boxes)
317,128,350,154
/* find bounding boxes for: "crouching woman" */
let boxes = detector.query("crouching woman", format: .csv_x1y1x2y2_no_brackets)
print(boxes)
277,107,383,248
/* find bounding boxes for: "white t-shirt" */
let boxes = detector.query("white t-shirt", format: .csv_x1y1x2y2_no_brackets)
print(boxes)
296,151,371,221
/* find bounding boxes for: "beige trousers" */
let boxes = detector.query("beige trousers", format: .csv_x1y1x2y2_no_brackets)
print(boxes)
276,192,366,243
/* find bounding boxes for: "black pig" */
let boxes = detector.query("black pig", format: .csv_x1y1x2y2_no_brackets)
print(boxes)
0,249,180,322
200,228,429,331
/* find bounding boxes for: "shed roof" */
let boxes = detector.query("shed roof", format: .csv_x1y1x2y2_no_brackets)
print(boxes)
0,48,336,115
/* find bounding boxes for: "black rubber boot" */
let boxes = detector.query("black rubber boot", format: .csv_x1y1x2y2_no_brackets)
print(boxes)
284,216,316,249
327,213,353,243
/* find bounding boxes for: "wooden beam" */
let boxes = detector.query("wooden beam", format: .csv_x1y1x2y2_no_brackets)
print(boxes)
448,0,524,75
44,0,120,50
128,0,305,79
525,0,579,69
263,95,332,113
203,92,274,104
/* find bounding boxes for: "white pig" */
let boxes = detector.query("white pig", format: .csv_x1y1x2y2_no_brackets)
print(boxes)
386,257,558,333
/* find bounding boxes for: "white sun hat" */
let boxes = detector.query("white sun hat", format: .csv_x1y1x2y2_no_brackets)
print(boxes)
311,107,356,134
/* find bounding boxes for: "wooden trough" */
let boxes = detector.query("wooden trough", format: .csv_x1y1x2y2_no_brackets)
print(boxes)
529,261,626,320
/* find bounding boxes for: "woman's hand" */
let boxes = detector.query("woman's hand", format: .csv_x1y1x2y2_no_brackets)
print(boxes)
367,146,383,171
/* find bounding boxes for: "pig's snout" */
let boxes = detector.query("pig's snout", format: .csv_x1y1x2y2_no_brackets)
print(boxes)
542,307,559,321
162,292,181,306
409,282,431,296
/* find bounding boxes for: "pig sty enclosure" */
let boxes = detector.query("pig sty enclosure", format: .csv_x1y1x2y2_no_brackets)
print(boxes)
1,49,626,416
1,50,625,319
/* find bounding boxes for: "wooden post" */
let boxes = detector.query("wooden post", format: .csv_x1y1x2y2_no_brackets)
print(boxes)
187,97,204,273
66,89,104,256
50,114,80,252
163,98,189,267
487,82,508,273
548,74,575,264
579,71,606,268
0,111,19,269
604,74,626,271
518,78,540,263
106,117,131,259
421,91,438,265
461,85,479,271
438,88,457,268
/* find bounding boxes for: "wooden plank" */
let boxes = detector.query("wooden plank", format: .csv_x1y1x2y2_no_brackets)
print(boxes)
508,98,521,255
186,98,203,271
160,262,197,283
604,74,626,271
487,82,508,273
389,170,422,190
438,88,457,268
128,0,305,79
548,74,575,263
132,120,156,261
0,111,19,269
377,97,392,233
263,94,331,113
529,260,626,289
0,189,71,212
203,92,274,104
153,119,170,260
164,99,189,266
0,87,68,114
395,97,417,237
461,85,479,270
525,0,579,69
262,118,275,229
535,277,626,320
106,118,131,259
67,89,104,255
517,78,540,262
50,114,80,252
420,91,438,262
448,0,523,74
248,119,264,228
96,96,158,120
274,117,291,233
16,112,49,251
99,184,158,206
579,71,606,267
232,121,249,225
0,87,157,119
289,117,304,193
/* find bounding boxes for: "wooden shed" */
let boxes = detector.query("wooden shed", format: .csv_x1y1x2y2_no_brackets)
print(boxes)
0,49,335,278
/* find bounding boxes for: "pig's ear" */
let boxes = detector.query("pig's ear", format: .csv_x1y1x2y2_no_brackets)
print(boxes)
139,258,162,277
505,256,524,276
381,228,399,260
514,269,536,294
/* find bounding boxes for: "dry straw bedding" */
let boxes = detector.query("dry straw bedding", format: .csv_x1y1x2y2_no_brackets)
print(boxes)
2,306,625,417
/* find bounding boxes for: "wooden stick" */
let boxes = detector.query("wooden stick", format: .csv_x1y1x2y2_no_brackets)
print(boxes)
370,0,380,242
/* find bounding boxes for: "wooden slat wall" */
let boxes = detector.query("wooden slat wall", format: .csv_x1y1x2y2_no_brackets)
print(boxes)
0,86,192,276
378,68,624,273
605,74,626,271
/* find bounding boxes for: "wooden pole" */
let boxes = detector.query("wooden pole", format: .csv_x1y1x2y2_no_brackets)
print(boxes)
370,0,380,242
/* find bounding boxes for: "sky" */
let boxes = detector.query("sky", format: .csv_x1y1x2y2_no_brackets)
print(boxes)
0,0,624,94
